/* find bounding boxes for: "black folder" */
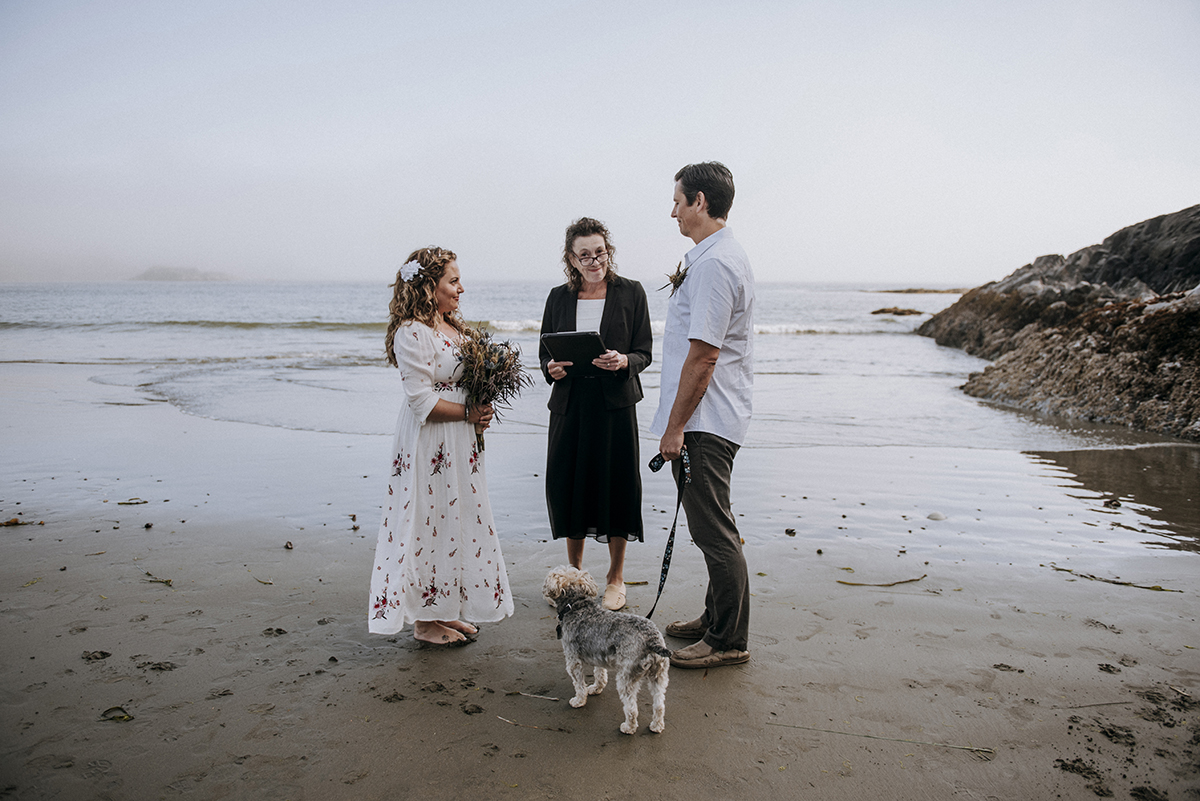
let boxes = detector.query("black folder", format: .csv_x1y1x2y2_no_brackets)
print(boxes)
540,331,607,366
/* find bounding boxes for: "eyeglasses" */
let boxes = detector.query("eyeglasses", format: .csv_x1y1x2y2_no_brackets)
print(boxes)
574,251,609,267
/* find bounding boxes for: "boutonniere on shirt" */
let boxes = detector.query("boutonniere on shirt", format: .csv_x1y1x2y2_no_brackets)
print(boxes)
662,261,688,297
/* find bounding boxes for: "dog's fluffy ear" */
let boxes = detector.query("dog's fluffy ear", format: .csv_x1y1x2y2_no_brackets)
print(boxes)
577,569,599,598
542,565,573,601
543,565,600,600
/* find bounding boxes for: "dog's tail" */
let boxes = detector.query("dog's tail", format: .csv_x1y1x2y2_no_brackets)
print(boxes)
647,649,671,685
639,646,670,672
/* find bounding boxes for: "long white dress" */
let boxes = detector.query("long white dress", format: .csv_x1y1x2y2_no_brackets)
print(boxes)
369,321,514,634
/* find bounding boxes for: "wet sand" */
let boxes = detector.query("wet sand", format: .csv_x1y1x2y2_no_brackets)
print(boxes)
2,362,1198,799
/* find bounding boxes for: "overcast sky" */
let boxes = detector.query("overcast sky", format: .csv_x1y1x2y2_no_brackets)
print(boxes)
2,0,1197,286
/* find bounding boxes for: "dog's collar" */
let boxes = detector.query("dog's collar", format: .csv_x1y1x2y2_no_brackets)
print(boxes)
555,602,574,639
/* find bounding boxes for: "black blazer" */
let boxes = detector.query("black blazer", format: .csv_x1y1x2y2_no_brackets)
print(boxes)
539,275,653,413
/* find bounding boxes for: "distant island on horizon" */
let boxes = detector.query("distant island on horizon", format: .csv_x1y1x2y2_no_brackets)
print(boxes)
131,266,234,282
865,287,970,294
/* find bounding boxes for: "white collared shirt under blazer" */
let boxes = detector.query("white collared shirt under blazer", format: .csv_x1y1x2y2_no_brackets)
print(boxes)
652,227,755,445
369,321,514,634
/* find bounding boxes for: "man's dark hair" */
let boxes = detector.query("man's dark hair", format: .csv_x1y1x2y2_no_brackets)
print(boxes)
674,161,735,220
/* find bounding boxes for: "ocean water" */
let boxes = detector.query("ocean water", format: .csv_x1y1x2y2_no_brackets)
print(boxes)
2,279,1196,553
0,279,1185,450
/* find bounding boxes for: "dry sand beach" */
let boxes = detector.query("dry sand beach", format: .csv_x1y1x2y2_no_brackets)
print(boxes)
3,361,1198,800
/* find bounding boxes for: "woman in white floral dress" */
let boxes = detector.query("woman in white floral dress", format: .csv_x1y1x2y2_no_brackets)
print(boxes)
369,246,514,645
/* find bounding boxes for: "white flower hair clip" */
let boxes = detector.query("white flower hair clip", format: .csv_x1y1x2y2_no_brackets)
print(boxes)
399,260,422,282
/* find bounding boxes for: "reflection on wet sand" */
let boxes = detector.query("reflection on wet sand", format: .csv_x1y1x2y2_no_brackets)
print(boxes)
1027,445,1200,552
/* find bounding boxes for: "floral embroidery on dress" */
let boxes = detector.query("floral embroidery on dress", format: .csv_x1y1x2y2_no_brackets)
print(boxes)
420,566,448,607
430,442,450,474
392,452,411,477
421,579,440,607
433,380,458,392
469,440,480,474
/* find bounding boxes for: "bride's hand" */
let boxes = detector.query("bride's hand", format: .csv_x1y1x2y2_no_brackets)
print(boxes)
469,403,495,429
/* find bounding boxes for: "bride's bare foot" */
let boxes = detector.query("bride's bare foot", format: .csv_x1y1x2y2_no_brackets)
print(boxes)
439,620,478,636
413,621,466,645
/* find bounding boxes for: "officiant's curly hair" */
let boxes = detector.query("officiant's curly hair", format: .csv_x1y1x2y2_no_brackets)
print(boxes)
385,246,466,367
562,217,618,292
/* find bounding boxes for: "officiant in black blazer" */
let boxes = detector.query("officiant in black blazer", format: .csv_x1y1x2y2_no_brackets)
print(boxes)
538,217,653,611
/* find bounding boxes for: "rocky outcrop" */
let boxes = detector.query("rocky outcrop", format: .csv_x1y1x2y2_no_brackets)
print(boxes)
960,290,1200,440
918,205,1200,441
918,205,1200,360
871,307,923,316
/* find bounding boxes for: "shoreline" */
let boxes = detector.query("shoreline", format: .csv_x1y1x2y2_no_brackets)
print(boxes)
2,362,1197,799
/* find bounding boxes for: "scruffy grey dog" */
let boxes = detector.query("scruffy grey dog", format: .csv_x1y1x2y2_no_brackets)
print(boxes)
542,565,670,734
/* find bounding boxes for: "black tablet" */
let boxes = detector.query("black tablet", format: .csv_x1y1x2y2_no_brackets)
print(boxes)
541,331,607,365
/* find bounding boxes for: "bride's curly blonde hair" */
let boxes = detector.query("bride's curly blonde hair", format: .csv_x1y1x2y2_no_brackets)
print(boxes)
385,246,466,367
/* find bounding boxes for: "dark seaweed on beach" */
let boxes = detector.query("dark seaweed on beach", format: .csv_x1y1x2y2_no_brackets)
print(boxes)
1053,757,1111,796
143,571,172,587
1044,564,1183,593
497,715,571,733
766,719,995,757
456,327,533,451
837,573,927,587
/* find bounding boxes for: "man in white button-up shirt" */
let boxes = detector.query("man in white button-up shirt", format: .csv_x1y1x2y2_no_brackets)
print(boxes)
651,162,755,669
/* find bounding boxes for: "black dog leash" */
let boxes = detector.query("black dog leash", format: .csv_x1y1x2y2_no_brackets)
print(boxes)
645,445,689,620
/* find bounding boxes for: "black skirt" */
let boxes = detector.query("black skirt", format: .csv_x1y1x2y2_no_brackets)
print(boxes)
546,379,644,542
